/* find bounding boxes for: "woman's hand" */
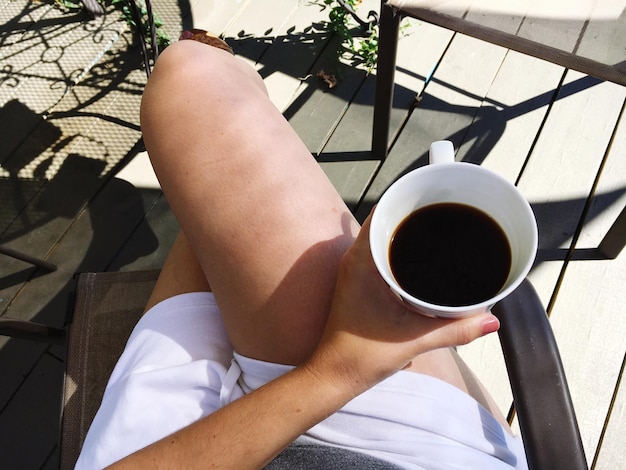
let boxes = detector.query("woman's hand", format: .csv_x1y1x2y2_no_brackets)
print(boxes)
306,210,500,394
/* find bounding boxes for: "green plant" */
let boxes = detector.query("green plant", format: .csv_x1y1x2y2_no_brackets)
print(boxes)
319,0,379,72
53,0,171,50
111,0,171,50
53,0,83,12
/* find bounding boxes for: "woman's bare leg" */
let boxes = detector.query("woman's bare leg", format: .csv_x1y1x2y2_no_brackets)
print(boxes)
140,39,511,430
141,40,359,365
144,231,211,312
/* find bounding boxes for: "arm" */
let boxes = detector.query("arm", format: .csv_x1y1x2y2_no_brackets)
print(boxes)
109,213,499,469
108,358,358,469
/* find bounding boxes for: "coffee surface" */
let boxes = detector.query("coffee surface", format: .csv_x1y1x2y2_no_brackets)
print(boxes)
389,203,511,307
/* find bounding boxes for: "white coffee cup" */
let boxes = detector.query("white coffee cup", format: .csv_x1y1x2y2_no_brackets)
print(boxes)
369,141,538,318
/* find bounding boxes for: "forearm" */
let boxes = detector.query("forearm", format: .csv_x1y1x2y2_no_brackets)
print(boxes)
107,358,361,469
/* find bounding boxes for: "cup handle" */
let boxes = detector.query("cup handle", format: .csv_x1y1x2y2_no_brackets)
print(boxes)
429,141,455,165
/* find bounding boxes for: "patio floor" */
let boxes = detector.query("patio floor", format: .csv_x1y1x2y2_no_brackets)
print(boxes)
1,0,625,468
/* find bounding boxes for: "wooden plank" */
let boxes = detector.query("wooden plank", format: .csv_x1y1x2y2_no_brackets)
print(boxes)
594,355,626,469
516,72,625,304
319,20,453,211
1,164,163,322
0,155,113,316
109,191,179,272
0,5,127,112
221,0,303,71
245,1,332,112
285,37,368,154
0,336,48,408
0,174,164,467
0,45,147,313
187,0,251,34
349,13,543,414
0,352,64,469
355,30,511,220
114,151,160,190
285,0,383,154
460,72,624,432
546,102,626,462
516,12,588,52
578,8,626,74
456,50,564,181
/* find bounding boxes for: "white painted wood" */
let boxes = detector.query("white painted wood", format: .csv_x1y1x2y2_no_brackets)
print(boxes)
285,0,384,154
516,70,625,288
456,51,564,182
189,0,252,34
391,0,626,20
547,104,626,462
327,19,454,154
220,0,301,70
243,1,331,112
362,32,511,210
115,151,161,190
0,7,127,111
594,357,626,469
578,8,626,68
320,20,454,206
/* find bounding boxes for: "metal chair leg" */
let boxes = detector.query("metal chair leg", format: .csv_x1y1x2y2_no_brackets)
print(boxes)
372,1,402,159
0,245,57,272
0,319,65,345
598,204,626,259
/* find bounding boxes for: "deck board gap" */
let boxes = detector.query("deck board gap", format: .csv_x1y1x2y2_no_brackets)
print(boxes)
591,351,626,469
514,69,567,187
545,95,626,314
0,342,47,415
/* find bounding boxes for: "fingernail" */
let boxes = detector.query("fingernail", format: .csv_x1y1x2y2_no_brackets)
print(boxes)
481,316,500,336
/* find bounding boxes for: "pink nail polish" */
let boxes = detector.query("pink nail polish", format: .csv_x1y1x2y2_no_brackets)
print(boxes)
481,317,500,335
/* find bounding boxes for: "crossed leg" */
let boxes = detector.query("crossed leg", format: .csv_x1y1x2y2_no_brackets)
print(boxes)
140,39,510,430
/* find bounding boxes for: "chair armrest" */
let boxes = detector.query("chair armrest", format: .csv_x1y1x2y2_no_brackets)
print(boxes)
492,279,587,470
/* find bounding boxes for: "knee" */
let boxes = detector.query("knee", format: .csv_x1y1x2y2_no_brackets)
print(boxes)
142,40,266,110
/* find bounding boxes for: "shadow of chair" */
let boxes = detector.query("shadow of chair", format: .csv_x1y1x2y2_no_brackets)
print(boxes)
372,0,626,258
0,0,162,278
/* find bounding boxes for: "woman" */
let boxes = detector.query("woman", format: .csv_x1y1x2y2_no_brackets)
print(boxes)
76,33,527,469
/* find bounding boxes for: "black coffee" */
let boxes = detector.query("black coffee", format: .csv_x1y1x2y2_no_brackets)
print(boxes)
389,203,511,307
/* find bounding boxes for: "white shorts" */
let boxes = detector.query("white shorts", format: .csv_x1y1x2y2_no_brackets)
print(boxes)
76,292,528,470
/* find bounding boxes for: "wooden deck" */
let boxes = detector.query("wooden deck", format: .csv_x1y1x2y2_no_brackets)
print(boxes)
1,0,625,468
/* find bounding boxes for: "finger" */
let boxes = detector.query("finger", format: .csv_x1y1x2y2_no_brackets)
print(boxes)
421,312,500,352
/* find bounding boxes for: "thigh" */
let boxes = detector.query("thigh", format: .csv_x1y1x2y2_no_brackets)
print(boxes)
140,41,359,365
144,231,212,313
